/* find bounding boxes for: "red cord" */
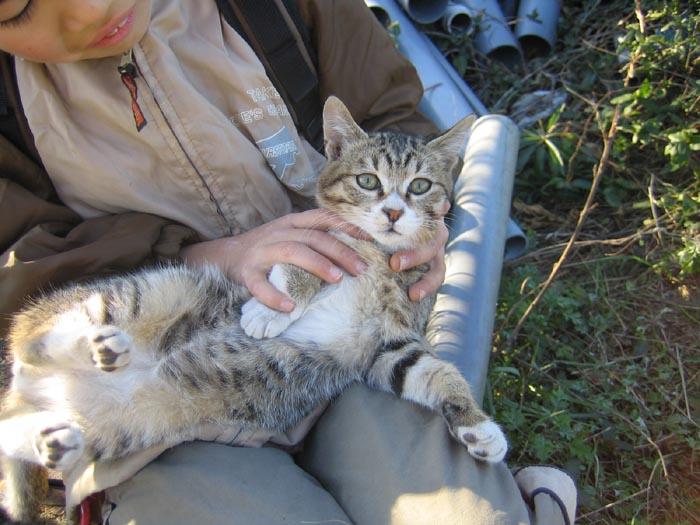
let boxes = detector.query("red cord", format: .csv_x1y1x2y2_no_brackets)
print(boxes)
79,498,91,525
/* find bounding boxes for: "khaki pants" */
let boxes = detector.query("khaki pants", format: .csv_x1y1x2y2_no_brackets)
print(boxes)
105,385,565,525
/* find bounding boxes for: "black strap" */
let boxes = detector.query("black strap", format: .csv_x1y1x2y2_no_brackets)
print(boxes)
0,51,42,165
215,0,324,151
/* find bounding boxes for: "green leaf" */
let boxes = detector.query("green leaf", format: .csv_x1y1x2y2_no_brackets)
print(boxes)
492,366,521,377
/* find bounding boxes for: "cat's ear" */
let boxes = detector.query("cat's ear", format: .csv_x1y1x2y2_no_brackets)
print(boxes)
323,96,368,161
426,114,476,159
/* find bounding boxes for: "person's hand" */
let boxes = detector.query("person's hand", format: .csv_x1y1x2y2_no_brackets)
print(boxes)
389,203,450,302
181,210,369,312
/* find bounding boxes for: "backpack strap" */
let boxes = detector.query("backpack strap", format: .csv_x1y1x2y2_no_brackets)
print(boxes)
0,51,43,165
215,0,324,151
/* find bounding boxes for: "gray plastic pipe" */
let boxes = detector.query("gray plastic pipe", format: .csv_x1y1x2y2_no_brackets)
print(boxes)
498,0,518,21
504,218,527,261
515,0,560,56
365,0,480,129
455,0,522,67
397,0,448,23
426,116,519,404
442,1,475,34
422,37,526,261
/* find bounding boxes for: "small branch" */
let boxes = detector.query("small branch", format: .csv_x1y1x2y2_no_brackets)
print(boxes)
511,228,663,262
648,171,664,246
675,344,696,426
577,487,650,520
508,3,645,346
509,104,623,343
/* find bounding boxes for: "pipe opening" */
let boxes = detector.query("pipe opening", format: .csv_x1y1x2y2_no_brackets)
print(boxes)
504,234,528,261
487,45,522,69
446,13,472,34
405,0,449,24
369,6,392,28
519,35,553,58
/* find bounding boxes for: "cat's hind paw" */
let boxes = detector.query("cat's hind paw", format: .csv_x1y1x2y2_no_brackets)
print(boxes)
34,423,85,471
457,421,508,464
89,326,131,372
240,299,300,339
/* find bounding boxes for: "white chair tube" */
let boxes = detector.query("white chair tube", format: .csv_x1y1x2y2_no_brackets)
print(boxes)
426,116,519,403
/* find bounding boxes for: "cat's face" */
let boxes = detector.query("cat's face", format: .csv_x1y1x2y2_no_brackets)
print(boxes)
317,97,474,251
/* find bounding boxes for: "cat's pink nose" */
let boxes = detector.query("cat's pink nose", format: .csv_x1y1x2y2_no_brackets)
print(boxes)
383,207,404,223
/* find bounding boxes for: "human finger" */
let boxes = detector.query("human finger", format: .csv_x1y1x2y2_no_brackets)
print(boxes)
440,200,451,216
390,222,449,271
290,209,371,240
263,241,346,284
408,250,446,302
280,229,368,275
245,272,296,312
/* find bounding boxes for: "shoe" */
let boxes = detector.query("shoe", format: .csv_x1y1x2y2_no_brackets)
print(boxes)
513,465,577,525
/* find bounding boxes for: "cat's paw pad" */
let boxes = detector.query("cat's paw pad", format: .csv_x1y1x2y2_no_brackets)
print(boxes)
34,423,85,471
457,421,507,463
240,299,298,339
89,326,131,371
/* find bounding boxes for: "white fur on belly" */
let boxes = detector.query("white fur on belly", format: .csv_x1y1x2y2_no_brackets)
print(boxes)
282,276,358,346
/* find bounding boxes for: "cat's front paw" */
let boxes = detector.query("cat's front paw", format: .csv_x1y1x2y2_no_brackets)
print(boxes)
457,421,508,464
240,299,300,339
34,423,85,471
89,326,131,372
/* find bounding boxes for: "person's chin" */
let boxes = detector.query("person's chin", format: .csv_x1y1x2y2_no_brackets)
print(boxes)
82,2,151,60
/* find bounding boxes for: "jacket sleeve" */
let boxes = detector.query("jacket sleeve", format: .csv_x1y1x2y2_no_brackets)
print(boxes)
0,137,199,338
297,0,439,136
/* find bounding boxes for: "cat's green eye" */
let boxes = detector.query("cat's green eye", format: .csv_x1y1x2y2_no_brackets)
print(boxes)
356,173,381,190
408,178,432,195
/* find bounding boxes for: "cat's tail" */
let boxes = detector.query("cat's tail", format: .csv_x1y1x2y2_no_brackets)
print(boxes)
1,456,48,523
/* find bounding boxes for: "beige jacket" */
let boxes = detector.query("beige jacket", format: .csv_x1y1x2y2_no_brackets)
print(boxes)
1,0,438,504
17,0,327,240
0,0,435,336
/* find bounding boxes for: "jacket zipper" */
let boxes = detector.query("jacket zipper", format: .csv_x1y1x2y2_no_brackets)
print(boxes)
118,52,148,132
118,50,235,236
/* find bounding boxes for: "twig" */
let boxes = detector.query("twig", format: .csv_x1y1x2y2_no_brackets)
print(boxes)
615,412,669,481
659,329,700,429
577,487,650,520
512,228,662,262
674,344,696,426
648,171,664,246
508,1,646,346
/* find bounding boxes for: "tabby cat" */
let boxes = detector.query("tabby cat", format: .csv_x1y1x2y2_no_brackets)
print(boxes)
0,97,507,522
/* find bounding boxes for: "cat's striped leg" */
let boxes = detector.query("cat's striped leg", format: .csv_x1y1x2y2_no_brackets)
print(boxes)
241,264,323,339
365,339,507,463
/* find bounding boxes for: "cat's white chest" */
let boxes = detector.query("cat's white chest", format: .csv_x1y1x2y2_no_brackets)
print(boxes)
282,276,359,346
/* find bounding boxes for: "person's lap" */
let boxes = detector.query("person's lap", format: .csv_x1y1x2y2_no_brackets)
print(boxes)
105,385,536,525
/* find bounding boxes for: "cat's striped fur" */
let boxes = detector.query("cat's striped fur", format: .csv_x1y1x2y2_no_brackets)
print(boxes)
0,97,507,523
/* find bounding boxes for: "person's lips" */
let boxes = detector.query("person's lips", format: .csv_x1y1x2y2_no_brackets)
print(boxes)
89,6,136,48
